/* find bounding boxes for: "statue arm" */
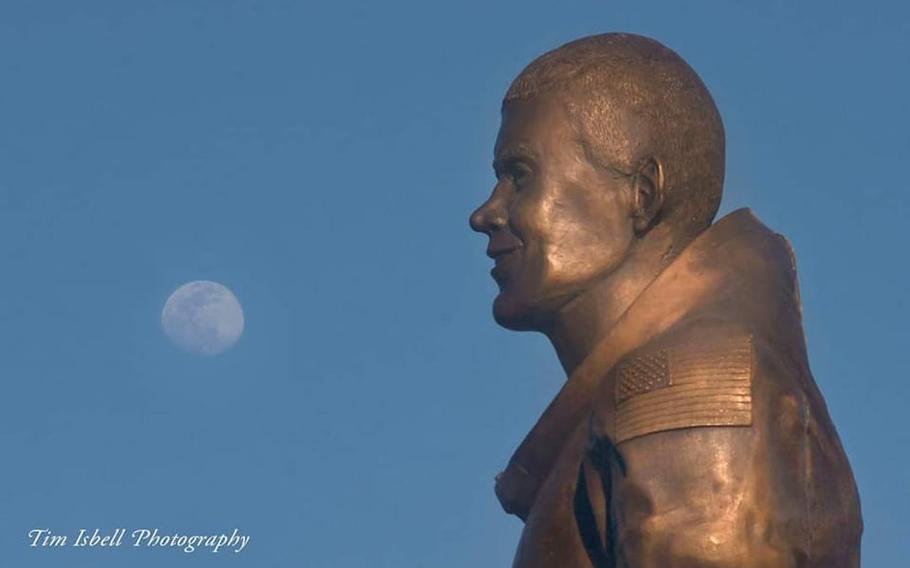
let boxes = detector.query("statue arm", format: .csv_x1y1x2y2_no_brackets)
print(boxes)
600,425,797,568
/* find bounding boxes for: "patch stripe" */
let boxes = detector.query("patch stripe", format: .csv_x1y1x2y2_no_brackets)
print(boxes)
614,335,753,443
617,401,752,432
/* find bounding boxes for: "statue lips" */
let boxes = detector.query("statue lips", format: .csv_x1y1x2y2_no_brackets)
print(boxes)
489,246,521,285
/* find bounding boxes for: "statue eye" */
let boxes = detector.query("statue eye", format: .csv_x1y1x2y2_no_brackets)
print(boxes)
508,163,532,188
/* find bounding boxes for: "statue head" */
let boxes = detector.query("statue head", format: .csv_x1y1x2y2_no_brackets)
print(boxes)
470,33,725,331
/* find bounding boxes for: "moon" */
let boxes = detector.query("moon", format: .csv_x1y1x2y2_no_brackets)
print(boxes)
161,281,245,356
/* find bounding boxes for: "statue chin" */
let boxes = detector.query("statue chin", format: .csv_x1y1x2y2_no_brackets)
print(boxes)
492,292,554,333
492,293,532,331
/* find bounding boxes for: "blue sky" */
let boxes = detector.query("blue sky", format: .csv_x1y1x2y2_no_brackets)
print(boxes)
0,1,907,566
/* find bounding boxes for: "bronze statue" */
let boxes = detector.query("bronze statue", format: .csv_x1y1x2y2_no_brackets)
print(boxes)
470,33,862,567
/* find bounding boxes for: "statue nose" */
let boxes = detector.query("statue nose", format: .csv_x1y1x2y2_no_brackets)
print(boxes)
469,196,507,234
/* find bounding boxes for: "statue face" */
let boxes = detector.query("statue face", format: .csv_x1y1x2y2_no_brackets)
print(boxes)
470,94,637,330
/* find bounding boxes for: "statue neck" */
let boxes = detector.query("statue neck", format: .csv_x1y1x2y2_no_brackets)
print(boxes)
546,226,680,377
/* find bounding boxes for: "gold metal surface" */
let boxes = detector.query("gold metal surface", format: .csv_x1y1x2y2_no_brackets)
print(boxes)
470,33,862,567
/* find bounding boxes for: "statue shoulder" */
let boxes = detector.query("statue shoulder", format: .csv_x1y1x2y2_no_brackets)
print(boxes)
604,321,755,444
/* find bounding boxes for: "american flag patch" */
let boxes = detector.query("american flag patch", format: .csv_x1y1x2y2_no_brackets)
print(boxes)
613,335,753,444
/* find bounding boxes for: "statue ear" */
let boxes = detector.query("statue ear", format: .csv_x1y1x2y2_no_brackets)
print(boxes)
631,157,665,234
